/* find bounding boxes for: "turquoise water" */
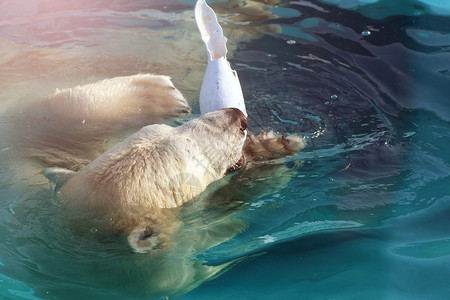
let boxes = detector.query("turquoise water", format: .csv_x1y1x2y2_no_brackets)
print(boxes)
1,0,449,299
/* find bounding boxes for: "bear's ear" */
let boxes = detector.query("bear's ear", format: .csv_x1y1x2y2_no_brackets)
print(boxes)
127,225,159,253
44,167,76,188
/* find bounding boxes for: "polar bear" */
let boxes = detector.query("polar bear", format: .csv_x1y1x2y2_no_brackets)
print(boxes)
40,0,304,252
45,107,247,249
1,2,306,298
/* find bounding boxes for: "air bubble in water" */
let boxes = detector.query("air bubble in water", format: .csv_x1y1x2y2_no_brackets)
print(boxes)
330,94,338,100
90,228,98,234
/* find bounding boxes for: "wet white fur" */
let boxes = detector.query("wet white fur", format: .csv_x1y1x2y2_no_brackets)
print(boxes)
55,109,246,233
45,74,188,123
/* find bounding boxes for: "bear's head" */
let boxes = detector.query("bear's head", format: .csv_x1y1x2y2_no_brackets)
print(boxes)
178,107,247,177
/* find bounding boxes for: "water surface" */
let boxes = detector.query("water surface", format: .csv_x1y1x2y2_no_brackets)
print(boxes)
0,0,449,299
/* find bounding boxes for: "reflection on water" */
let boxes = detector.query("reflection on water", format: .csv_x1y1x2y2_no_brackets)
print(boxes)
1,0,449,299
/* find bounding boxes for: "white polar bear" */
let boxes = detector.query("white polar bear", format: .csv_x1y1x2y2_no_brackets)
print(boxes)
1,1,306,298
45,107,247,250
41,0,304,252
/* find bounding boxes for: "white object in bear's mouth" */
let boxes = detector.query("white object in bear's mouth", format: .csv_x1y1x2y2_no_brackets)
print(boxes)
195,0,247,117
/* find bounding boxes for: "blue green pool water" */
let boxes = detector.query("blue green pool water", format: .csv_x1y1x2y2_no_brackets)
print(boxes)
0,0,449,299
